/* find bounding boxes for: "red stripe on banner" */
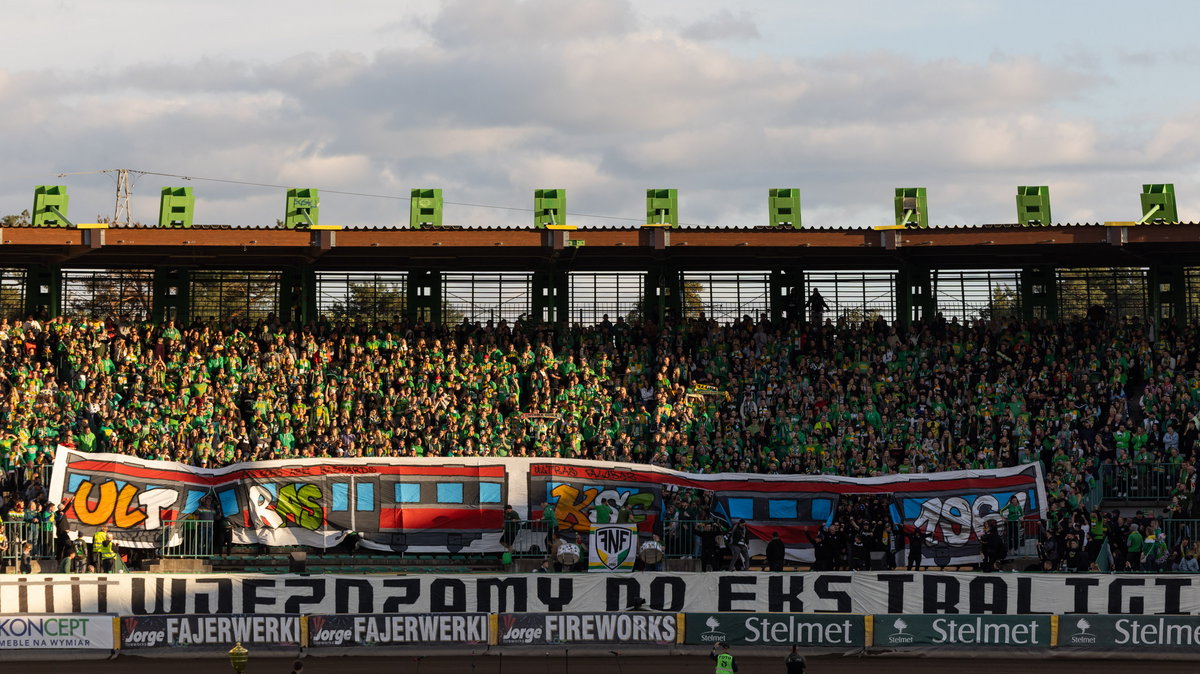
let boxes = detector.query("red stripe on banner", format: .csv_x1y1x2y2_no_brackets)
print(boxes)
231,465,506,480
746,524,819,544
535,469,1035,494
378,507,504,531
530,462,1036,494
66,460,216,486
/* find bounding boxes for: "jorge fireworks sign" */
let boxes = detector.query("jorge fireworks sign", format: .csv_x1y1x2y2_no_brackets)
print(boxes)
498,613,678,645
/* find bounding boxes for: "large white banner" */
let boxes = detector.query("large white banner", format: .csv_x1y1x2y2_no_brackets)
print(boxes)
49,449,1047,565
0,614,115,649
3,572,1198,617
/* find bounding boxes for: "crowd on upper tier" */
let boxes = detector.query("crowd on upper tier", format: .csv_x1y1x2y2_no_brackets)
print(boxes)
1,311,1200,519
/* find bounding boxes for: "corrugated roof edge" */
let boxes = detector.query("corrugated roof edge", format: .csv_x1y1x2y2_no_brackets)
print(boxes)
2,222,1196,231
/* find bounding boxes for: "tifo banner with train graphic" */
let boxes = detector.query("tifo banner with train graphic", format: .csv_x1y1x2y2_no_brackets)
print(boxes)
48,448,1045,563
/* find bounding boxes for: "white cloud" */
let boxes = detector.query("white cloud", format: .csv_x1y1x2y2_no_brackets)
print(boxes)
682,10,760,42
1,0,1198,229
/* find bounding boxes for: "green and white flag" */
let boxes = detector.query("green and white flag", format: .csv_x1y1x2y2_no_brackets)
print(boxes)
588,523,638,572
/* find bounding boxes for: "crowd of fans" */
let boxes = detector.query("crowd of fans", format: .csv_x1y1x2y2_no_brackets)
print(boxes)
2,308,1200,570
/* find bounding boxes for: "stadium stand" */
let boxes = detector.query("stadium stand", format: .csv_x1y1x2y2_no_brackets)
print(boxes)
1,311,1198,573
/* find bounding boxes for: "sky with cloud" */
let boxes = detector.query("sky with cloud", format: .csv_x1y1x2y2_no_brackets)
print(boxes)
2,0,1198,228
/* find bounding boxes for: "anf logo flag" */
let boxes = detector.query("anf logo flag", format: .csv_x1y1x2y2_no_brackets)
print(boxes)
589,524,638,572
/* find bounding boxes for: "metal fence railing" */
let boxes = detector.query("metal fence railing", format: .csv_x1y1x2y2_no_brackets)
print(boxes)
1099,463,1184,501
503,519,712,559
1,520,57,561
1162,519,1200,550
160,519,216,558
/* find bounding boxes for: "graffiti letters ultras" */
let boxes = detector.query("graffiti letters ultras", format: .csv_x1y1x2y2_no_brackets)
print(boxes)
49,448,1046,562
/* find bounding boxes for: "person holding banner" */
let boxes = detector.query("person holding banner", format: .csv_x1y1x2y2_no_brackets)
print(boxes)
728,520,750,571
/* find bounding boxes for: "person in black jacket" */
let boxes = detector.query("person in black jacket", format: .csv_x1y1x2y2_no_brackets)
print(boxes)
906,527,931,571
700,522,723,572
765,531,786,571
784,645,806,674
980,520,1006,572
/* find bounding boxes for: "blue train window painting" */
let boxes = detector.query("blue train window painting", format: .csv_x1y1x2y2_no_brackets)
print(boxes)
356,482,375,512
436,482,464,504
811,497,833,522
395,483,421,503
479,482,502,504
331,482,350,512
726,497,755,520
768,499,798,519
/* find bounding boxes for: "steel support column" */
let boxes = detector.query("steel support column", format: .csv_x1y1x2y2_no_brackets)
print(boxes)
1148,265,1187,332
896,265,934,326
279,267,318,325
531,268,569,324
644,266,683,325
23,264,60,318
1019,267,1058,322
151,268,191,324
770,268,805,323
407,270,444,325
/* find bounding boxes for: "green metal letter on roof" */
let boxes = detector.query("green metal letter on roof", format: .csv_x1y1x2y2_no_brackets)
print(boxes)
158,187,195,228
534,189,566,228
32,185,71,227
284,188,319,229
769,188,802,228
1016,185,1051,227
1139,184,1178,224
645,189,678,227
894,187,928,228
410,188,443,229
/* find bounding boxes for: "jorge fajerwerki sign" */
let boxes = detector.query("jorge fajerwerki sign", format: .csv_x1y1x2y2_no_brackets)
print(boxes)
4,572,1200,616
307,614,488,647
